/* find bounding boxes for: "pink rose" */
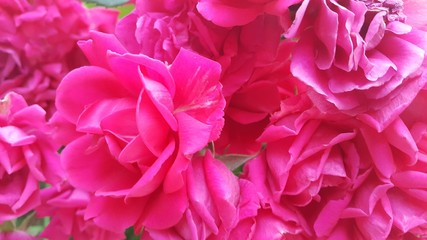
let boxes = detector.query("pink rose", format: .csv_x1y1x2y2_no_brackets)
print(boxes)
245,92,427,238
228,175,309,239
286,0,427,131
216,41,306,155
0,92,63,222
403,0,427,32
53,31,225,232
115,0,284,97
142,151,240,239
196,0,302,27
0,0,118,116
36,183,124,240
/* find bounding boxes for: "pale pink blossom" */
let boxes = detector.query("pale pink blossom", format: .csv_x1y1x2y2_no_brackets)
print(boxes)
403,0,427,31
0,0,118,116
53,31,225,232
0,92,63,222
287,0,427,131
142,151,240,239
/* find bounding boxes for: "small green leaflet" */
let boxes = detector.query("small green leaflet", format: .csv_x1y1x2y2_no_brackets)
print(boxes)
83,0,130,7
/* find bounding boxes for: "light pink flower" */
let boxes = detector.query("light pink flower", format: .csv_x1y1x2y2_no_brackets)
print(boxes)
53,31,225,232
36,183,124,240
115,0,284,97
142,151,240,239
287,0,427,131
0,92,63,222
403,0,427,32
0,0,118,116
196,0,302,27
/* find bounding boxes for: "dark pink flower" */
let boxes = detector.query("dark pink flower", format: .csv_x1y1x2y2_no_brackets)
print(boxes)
229,169,309,239
0,0,118,116
142,151,240,239
287,0,427,131
244,92,427,238
115,0,284,97
215,41,306,155
53,31,225,232
36,183,124,240
0,92,63,222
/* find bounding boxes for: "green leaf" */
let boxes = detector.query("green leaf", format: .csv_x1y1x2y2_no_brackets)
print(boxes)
125,226,142,240
83,0,130,7
117,4,135,18
0,221,15,232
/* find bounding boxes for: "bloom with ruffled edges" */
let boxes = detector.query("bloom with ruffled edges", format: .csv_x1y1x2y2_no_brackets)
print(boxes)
242,92,427,238
286,0,427,131
0,0,117,116
36,183,124,240
0,92,63,222
142,151,240,239
53,31,225,232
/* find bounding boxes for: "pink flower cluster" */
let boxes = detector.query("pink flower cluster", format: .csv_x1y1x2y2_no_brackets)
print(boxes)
0,0,117,116
1,0,427,239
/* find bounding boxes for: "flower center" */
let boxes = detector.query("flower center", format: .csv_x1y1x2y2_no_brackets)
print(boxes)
359,0,406,22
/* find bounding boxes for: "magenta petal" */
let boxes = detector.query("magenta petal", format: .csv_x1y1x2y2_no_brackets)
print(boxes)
136,91,171,156
176,112,212,155
187,156,218,234
118,135,153,165
76,98,135,134
313,193,352,237
61,135,139,195
203,151,239,228
392,171,427,189
78,31,127,68
163,154,191,193
360,127,396,179
0,126,35,146
56,66,130,124
356,202,393,239
138,187,188,230
100,108,139,141
170,48,225,141
404,0,427,31
85,196,145,233
127,141,175,198
196,1,260,27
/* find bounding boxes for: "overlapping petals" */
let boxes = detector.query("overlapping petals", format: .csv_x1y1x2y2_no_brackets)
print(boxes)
287,0,427,131
0,92,62,222
0,0,117,116
142,151,240,239
115,0,284,97
36,183,124,240
240,92,427,238
53,31,225,232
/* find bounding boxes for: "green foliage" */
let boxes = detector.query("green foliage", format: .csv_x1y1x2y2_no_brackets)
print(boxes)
83,0,130,7
125,226,142,240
